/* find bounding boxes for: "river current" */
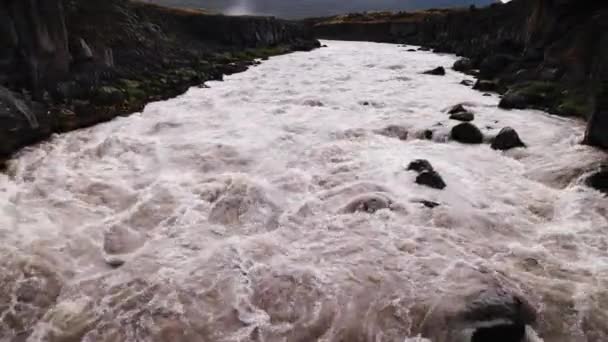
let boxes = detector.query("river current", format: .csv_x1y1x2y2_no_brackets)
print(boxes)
1,41,607,341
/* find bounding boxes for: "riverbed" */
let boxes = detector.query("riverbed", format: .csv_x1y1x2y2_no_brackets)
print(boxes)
1,41,607,342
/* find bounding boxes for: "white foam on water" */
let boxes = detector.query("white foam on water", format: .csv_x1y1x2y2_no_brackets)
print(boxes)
1,41,607,341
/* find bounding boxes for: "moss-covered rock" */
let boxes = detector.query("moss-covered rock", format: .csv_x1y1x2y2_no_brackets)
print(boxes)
92,86,125,106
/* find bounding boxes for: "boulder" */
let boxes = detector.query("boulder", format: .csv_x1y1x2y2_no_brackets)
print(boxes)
450,112,475,122
416,170,447,190
460,79,475,87
407,159,434,173
451,123,484,144
453,57,474,73
471,323,526,342
498,90,528,109
473,80,500,92
423,66,446,76
491,127,526,150
585,168,608,195
448,104,467,115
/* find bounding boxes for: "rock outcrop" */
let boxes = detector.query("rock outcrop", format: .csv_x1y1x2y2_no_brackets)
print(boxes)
312,0,608,149
0,0,319,158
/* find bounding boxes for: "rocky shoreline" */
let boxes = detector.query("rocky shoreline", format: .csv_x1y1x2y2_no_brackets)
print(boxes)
0,0,319,160
311,0,608,150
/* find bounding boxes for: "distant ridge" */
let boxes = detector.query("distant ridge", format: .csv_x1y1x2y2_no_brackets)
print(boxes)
139,0,498,18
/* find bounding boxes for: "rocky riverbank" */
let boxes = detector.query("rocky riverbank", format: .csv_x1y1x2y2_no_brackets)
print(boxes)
312,0,608,149
0,0,319,159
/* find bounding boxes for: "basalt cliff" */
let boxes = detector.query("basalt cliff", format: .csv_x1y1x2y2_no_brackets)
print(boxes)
0,0,319,159
313,0,608,149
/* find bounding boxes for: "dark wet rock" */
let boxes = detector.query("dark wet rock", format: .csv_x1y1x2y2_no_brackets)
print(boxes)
451,122,484,144
499,90,529,110
416,170,447,190
341,193,393,213
105,257,126,268
0,86,50,157
453,57,474,73
423,66,446,76
407,48,417,52
472,323,526,342
376,125,408,140
463,287,536,330
407,159,434,173
585,168,608,195
418,47,431,51
473,80,500,92
450,112,475,122
483,93,492,97
92,86,125,106
460,79,475,87
421,129,434,140
491,127,526,150
480,54,517,78
73,37,94,63
448,104,467,115
414,200,441,208
585,73,608,149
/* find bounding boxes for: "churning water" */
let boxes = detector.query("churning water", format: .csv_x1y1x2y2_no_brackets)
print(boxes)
1,41,607,342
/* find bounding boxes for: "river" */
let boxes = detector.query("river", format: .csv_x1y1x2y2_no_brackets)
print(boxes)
1,41,607,342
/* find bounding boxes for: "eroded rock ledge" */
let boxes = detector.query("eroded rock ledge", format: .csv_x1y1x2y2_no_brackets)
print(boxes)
311,0,608,149
0,0,319,158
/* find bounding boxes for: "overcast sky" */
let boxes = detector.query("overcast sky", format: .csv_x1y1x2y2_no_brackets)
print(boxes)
144,0,500,18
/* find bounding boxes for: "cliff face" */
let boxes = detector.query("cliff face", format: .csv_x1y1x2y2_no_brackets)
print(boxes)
0,0,318,158
313,0,608,149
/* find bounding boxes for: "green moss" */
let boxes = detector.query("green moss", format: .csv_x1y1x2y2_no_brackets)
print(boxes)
557,93,591,117
513,81,561,98
93,86,125,105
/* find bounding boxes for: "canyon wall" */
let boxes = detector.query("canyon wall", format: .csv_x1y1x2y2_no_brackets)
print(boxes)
313,0,608,149
0,0,318,158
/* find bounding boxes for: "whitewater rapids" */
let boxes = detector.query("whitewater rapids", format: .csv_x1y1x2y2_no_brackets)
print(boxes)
1,41,607,341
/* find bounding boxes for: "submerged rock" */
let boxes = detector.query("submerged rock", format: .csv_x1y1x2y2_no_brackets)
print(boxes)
450,112,475,122
491,127,526,150
423,66,446,76
407,159,434,173
451,123,484,144
375,125,408,140
416,170,447,190
414,200,441,208
341,193,393,213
